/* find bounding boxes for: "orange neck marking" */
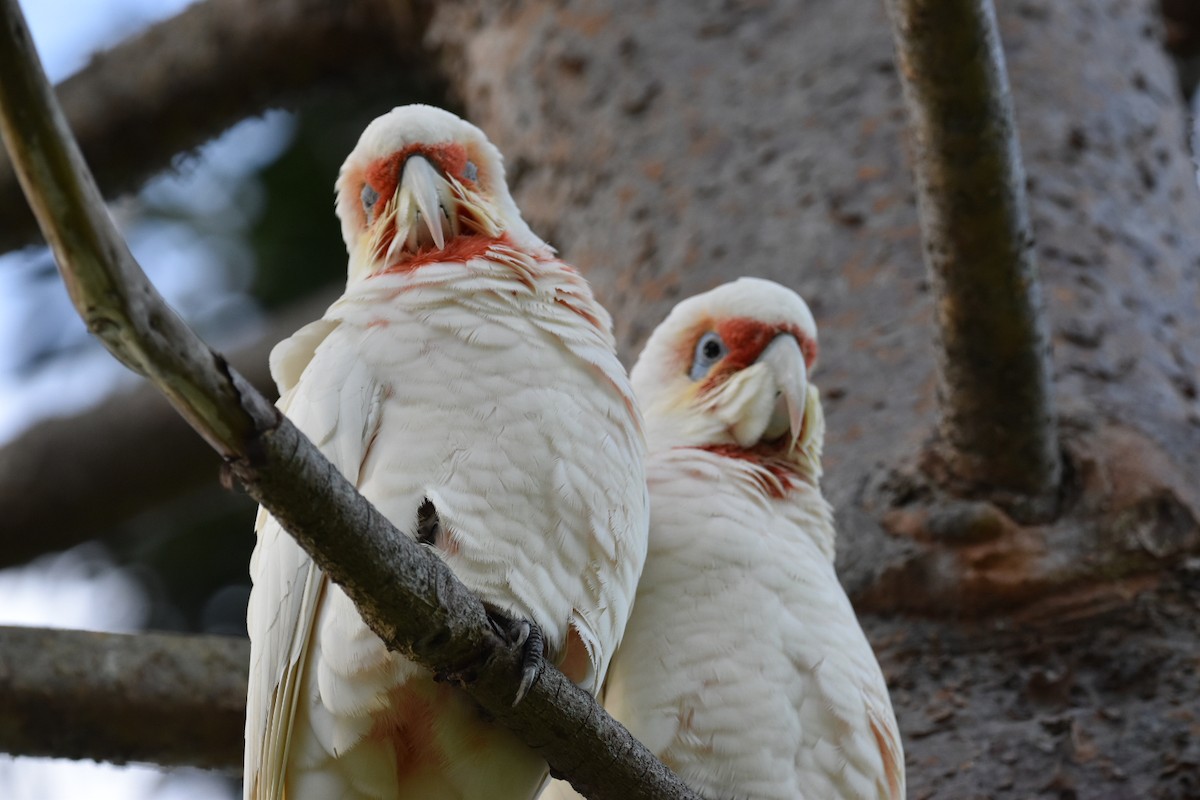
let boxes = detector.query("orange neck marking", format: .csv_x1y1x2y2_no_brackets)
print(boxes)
379,234,504,274
694,443,800,499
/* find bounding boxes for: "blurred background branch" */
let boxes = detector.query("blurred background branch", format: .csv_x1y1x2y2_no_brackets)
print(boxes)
0,288,335,570
0,0,434,254
0,627,247,770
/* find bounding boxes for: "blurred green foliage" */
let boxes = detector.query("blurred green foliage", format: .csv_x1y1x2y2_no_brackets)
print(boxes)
252,76,452,309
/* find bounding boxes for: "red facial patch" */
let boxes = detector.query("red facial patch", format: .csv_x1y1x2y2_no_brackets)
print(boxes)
364,142,472,208
713,318,779,373
695,317,817,391
716,318,817,370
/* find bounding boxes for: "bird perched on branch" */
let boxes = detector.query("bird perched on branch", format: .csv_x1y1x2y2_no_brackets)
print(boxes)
544,278,904,800
244,105,648,800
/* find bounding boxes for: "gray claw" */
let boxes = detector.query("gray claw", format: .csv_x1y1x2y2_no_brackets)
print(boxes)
513,620,544,707
482,604,545,706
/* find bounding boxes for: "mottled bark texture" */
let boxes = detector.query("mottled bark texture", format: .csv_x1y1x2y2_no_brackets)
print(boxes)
0,4,697,798
430,1,1200,795
429,0,1200,603
0,627,248,769
0,0,430,253
0,290,336,569
884,0,1060,512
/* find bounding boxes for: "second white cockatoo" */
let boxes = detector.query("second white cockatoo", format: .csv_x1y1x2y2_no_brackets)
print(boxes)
544,277,904,800
244,105,648,800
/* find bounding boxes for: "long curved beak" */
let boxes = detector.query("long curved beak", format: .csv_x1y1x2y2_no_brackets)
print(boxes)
385,155,456,259
756,334,808,453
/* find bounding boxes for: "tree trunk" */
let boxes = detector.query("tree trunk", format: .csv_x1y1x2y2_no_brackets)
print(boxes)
429,0,1200,795
430,0,1200,598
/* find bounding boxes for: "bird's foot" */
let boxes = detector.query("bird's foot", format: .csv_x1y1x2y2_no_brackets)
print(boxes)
512,619,545,706
484,605,546,707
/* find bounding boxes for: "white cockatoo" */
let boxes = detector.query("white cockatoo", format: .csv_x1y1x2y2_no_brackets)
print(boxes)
244,105,648,800
544,277,904,800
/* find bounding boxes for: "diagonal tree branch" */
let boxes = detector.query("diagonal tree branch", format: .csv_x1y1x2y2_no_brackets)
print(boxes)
0,0,435,255
0,627,248,770
0,3,696,798
0,289,337,569
884,0,1061,515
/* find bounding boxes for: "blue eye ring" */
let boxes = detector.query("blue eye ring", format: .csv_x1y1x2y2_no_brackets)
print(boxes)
689,331,727,380
361,184,381,220
463,160,479,183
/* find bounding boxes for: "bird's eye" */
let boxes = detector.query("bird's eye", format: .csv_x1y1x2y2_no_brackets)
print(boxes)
463,160,479,183
689,331,727,380
360,184,380,221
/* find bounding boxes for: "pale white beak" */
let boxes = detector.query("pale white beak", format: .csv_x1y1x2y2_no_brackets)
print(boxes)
756,334,808,452
385,155,456,259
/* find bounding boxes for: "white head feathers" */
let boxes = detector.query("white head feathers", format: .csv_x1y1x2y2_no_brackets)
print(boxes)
334,105,548,281
631,277,823,471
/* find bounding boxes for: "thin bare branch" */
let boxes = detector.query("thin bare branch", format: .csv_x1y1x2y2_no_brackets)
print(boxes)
884,0,1061,514
0,0,434,254
0,2,695,798
0,627,247,770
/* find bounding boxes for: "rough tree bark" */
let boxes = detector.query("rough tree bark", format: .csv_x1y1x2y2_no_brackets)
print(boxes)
427,0,1200,604
0,3,696,798
429,0,1200,795
884,0,1061,514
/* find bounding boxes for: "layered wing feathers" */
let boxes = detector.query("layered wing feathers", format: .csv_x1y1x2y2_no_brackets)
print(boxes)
246,318,389,800
598,450,903,800
246,252,646,799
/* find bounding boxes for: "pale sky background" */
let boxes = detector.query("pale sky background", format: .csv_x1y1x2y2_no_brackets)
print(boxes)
0,1,294,797
0,1,296,444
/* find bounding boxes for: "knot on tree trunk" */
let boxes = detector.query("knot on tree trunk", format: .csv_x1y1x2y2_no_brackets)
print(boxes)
854,419,1200,619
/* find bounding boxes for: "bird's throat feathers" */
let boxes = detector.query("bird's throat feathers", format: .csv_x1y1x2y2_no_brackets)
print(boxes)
348,232,511,285
378,234,508,276
696,443,804,500
695,383,826,499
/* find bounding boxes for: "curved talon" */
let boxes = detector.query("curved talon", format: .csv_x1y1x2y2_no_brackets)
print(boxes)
509,619,531,649
514,621,544,706
482,604,545,705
